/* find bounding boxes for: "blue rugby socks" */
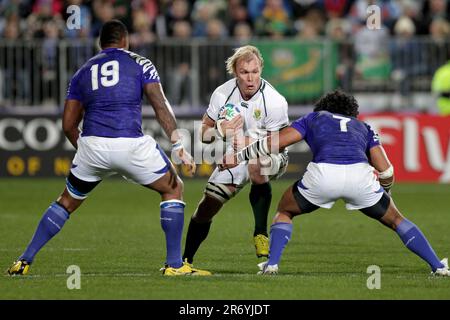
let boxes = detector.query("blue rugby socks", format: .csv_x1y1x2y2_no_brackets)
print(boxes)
20,202,70,263
396,219,444,271
267,222,293,266
160,200,185,268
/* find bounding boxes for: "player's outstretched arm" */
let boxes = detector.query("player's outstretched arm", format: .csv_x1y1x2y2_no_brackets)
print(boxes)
369,145,394,193
221,126,302,169
63,99,84,149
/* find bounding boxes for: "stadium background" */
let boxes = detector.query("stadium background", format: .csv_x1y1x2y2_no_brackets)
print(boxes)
1,0,450,300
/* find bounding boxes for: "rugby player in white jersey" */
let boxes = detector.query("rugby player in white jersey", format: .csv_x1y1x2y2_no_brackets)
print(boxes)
182,45,289,266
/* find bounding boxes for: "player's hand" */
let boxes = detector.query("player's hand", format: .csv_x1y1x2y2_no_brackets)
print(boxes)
218,152,238,171
217,115,244,139
173,147,196,177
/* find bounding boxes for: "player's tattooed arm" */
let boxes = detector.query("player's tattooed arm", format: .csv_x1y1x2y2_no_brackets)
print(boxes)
63,99,84,149
144,82,181,142
144,82,196,176
221,127,302,169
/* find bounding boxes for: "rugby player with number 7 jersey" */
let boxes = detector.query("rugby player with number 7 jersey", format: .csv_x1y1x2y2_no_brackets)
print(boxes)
221,90,449,276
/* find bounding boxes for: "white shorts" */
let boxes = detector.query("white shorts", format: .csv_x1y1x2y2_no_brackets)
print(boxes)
70,135,170,185
297,162,384,210
209,162,249,187
208,152,288,188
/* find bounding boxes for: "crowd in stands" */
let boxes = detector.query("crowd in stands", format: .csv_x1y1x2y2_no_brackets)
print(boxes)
1,0,449,42
1,0,450,109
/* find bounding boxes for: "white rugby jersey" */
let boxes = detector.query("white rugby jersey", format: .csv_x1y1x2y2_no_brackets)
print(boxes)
205,78,289,136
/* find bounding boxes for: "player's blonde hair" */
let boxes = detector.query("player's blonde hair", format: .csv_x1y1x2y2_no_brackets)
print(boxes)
226,45,264,76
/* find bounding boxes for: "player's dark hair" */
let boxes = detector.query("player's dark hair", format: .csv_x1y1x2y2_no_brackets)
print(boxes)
99,20,128,48
313,90,359,118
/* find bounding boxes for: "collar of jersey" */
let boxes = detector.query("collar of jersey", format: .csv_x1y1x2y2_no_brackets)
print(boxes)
236,79,263,102
100,47,121,53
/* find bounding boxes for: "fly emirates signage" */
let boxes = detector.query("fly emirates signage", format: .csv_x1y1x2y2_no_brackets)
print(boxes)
360,113,450,183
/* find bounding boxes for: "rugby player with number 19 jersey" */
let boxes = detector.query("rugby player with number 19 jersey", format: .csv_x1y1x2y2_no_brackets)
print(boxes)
7,20,210,276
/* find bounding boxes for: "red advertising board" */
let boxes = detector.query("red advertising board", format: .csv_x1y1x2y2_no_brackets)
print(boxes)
360,113,450,183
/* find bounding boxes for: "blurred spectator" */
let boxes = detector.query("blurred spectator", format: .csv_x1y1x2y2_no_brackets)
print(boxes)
254,0,295,38
25,0,64,39
226,0,253,36
323,0,355,19
206,18,228,40
173,20,192,38
390,16,427,99
113,0,132,31
132,0,159,22
396,0,422,35
419,0,450,35
0,0,33,28
191,1,217,37
167,20,193,107
41,19,61,105
32,0,63,16
353,20,391,83
129,10,156,51
2,0,450,109
2,14,21,39
91,0,115,37
233,22,254,42
291,0,321,19
296,20,320,39
326,18,354,91
294,7,326,36
164,0,191,37
248,0,293,21
1,14,31,105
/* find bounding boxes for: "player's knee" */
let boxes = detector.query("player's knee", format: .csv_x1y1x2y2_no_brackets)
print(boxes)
64,173,100,212
272,211,293,224
248,163,269,184
192,194,223,222
175,177,184,194
382,202,405,231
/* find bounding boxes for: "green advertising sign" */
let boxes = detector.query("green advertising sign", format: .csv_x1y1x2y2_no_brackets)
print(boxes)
255,40,338,103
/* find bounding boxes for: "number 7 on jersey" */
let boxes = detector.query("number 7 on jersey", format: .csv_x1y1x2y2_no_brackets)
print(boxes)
332,115,351,132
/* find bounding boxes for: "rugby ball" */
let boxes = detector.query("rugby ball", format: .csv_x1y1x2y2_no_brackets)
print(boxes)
218,103,241,121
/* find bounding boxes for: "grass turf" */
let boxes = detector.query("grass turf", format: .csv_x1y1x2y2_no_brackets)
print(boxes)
1,178,449,299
